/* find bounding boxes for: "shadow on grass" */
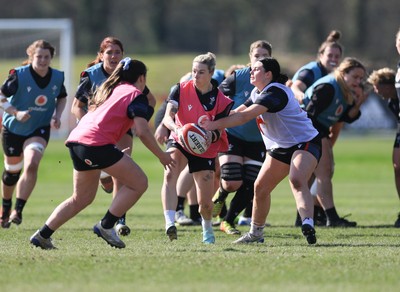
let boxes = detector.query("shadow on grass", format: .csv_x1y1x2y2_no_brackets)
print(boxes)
313,243,400,248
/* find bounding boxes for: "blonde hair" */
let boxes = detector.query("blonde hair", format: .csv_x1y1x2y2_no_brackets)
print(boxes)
193,52,217,73
22,40,55,65
334,57,365,104
367,68,395,86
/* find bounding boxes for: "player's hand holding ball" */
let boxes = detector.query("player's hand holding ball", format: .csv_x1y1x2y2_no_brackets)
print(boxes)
198,116,215,131
178,123,211,155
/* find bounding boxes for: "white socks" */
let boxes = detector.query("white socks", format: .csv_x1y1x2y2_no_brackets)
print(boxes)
302,217,314,227
164,210,175,229
250,223,265,237
201,218,213,232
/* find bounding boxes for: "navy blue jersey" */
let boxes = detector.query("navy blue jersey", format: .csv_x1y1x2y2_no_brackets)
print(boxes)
303,74,359,137
292,61,328,89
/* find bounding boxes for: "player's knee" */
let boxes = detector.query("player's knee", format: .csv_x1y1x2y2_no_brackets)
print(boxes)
2,170,21,186
220,162,243,182
2,161,23,186
243,163,261,183
25,142,45,154
289,174,308,191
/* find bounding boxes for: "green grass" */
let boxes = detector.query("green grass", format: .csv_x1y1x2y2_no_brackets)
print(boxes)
0,135,399,292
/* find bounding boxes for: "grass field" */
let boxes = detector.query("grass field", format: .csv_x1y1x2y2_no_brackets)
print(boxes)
0,134,399,292
0,53,399,291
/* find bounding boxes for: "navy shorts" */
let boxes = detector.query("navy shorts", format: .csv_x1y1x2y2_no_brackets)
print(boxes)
66,143,124,171
219,132,266,162
166,139,216,173
2,125,50,157
267,135,322,165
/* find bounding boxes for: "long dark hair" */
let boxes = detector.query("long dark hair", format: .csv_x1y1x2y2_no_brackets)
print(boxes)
259,57,288,84
87,36,124,68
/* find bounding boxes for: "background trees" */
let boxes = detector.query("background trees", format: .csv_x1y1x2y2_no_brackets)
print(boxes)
0,0,398,71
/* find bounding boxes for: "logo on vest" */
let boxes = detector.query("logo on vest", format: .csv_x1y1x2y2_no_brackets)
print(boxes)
335,104,344,116
35,95,48,106
209,96,215,106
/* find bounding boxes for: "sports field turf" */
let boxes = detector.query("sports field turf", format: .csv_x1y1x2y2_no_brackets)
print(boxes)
0,134,399,292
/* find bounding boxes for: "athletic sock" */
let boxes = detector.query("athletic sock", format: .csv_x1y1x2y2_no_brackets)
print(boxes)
216,187,229,202
101,210,119,229
14,198,27,215
1,198,12,217
225,185,249,224
189,204,201,222
302,217,314,227
176,196,186,211
250,222,265,237
219,203,227,218
40,224,55,239
314,205,326,223
325,207,340,221
243,202,253,218
314,205,324,217
201,218,212,231
164,210,175,229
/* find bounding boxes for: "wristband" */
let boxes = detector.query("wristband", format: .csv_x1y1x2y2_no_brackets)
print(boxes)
211,130,221,143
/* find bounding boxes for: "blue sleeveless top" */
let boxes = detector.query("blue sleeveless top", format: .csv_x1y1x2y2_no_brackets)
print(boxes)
3,65,64,135
292,61,325,84
303,74,348,129
227,67,262,142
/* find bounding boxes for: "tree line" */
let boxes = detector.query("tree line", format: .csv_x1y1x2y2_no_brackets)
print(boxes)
0,0,398,69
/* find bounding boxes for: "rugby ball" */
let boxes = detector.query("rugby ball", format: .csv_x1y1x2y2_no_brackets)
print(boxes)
178,123,211,155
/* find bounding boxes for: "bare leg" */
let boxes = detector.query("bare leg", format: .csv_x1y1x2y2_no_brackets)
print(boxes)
252,156,288,226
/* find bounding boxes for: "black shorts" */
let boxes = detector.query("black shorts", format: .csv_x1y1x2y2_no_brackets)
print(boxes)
166,140,216,173
2,125,50,157
66,143,124,171
267,135,322,165
219,132,266,162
